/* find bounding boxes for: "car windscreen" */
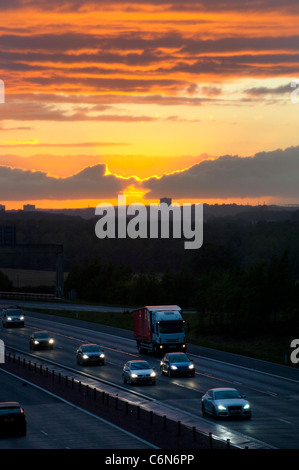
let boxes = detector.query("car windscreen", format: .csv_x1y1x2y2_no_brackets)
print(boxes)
214,390,240,400
82,345,100,352
35,333,50,338
131,362,151,370
169,354,189,363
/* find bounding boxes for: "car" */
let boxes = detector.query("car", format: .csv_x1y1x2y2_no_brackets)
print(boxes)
122,360,156,385
29,331,54,350
2,306,25,327
201,387,251,419
160,352,195,377
0,402,27,436
76,343,105,365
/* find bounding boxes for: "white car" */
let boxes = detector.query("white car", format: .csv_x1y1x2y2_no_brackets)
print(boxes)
2,307,25,327
122,360,156,385
201,387,251,419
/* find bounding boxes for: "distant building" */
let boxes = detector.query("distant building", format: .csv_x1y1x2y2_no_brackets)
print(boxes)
160,197,172,206
0,204,5,212
23,204,36,212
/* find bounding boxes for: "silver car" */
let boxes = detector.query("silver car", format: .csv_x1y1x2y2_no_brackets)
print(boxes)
122,360,156,385
201,387,251,419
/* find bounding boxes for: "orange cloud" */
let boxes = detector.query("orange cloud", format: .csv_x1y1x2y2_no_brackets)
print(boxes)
0,1,298,208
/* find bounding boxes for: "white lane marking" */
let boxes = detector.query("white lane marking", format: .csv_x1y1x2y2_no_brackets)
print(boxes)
172,381,203,392
278,418,293,425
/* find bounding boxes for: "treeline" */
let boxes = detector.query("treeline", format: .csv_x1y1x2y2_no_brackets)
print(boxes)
1,207,299,276
1,208,299,338
64,251,299,338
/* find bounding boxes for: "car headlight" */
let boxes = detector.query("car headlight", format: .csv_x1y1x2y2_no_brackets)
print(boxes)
131,373,138,378
100,353,105,358
34,340,39,344
49,339,54,344
7,317,12,321
150,371,156,377
170,365,178,370
244,404,250,410
188,364,194,369
82,354,89,359
20,316,24,320
218,404,227,411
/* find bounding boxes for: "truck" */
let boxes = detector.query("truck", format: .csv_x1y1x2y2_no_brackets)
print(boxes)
133,305,186,355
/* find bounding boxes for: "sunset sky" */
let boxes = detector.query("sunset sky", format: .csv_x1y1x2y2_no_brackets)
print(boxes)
0,0,299,209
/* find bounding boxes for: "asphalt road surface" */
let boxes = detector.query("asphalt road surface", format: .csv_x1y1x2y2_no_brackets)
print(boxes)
0,366,157,449
1,305,299,449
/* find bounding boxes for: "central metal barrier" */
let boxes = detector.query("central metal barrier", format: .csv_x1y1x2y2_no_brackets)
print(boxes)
2,351,243,450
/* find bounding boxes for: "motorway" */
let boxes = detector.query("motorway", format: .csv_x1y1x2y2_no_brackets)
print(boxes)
1,304,299,450
0,369,157,450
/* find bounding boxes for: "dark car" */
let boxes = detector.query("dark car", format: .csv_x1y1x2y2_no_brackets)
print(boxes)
160,352,195,377
76,343,105,365
29,331,54,350
0,402,27,436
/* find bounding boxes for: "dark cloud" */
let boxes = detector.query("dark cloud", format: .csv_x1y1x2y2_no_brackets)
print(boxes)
159,53,299,79
244,83,295,96
1,32,298,60
0,0,298,12
0,164,132,200
0,100,159,122
7,90,208,104
1,146,299,202
180,36,299,55
0,30,298,94
142,146,299,200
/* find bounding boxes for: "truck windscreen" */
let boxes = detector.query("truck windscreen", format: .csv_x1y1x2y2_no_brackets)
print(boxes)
159,321,184,334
